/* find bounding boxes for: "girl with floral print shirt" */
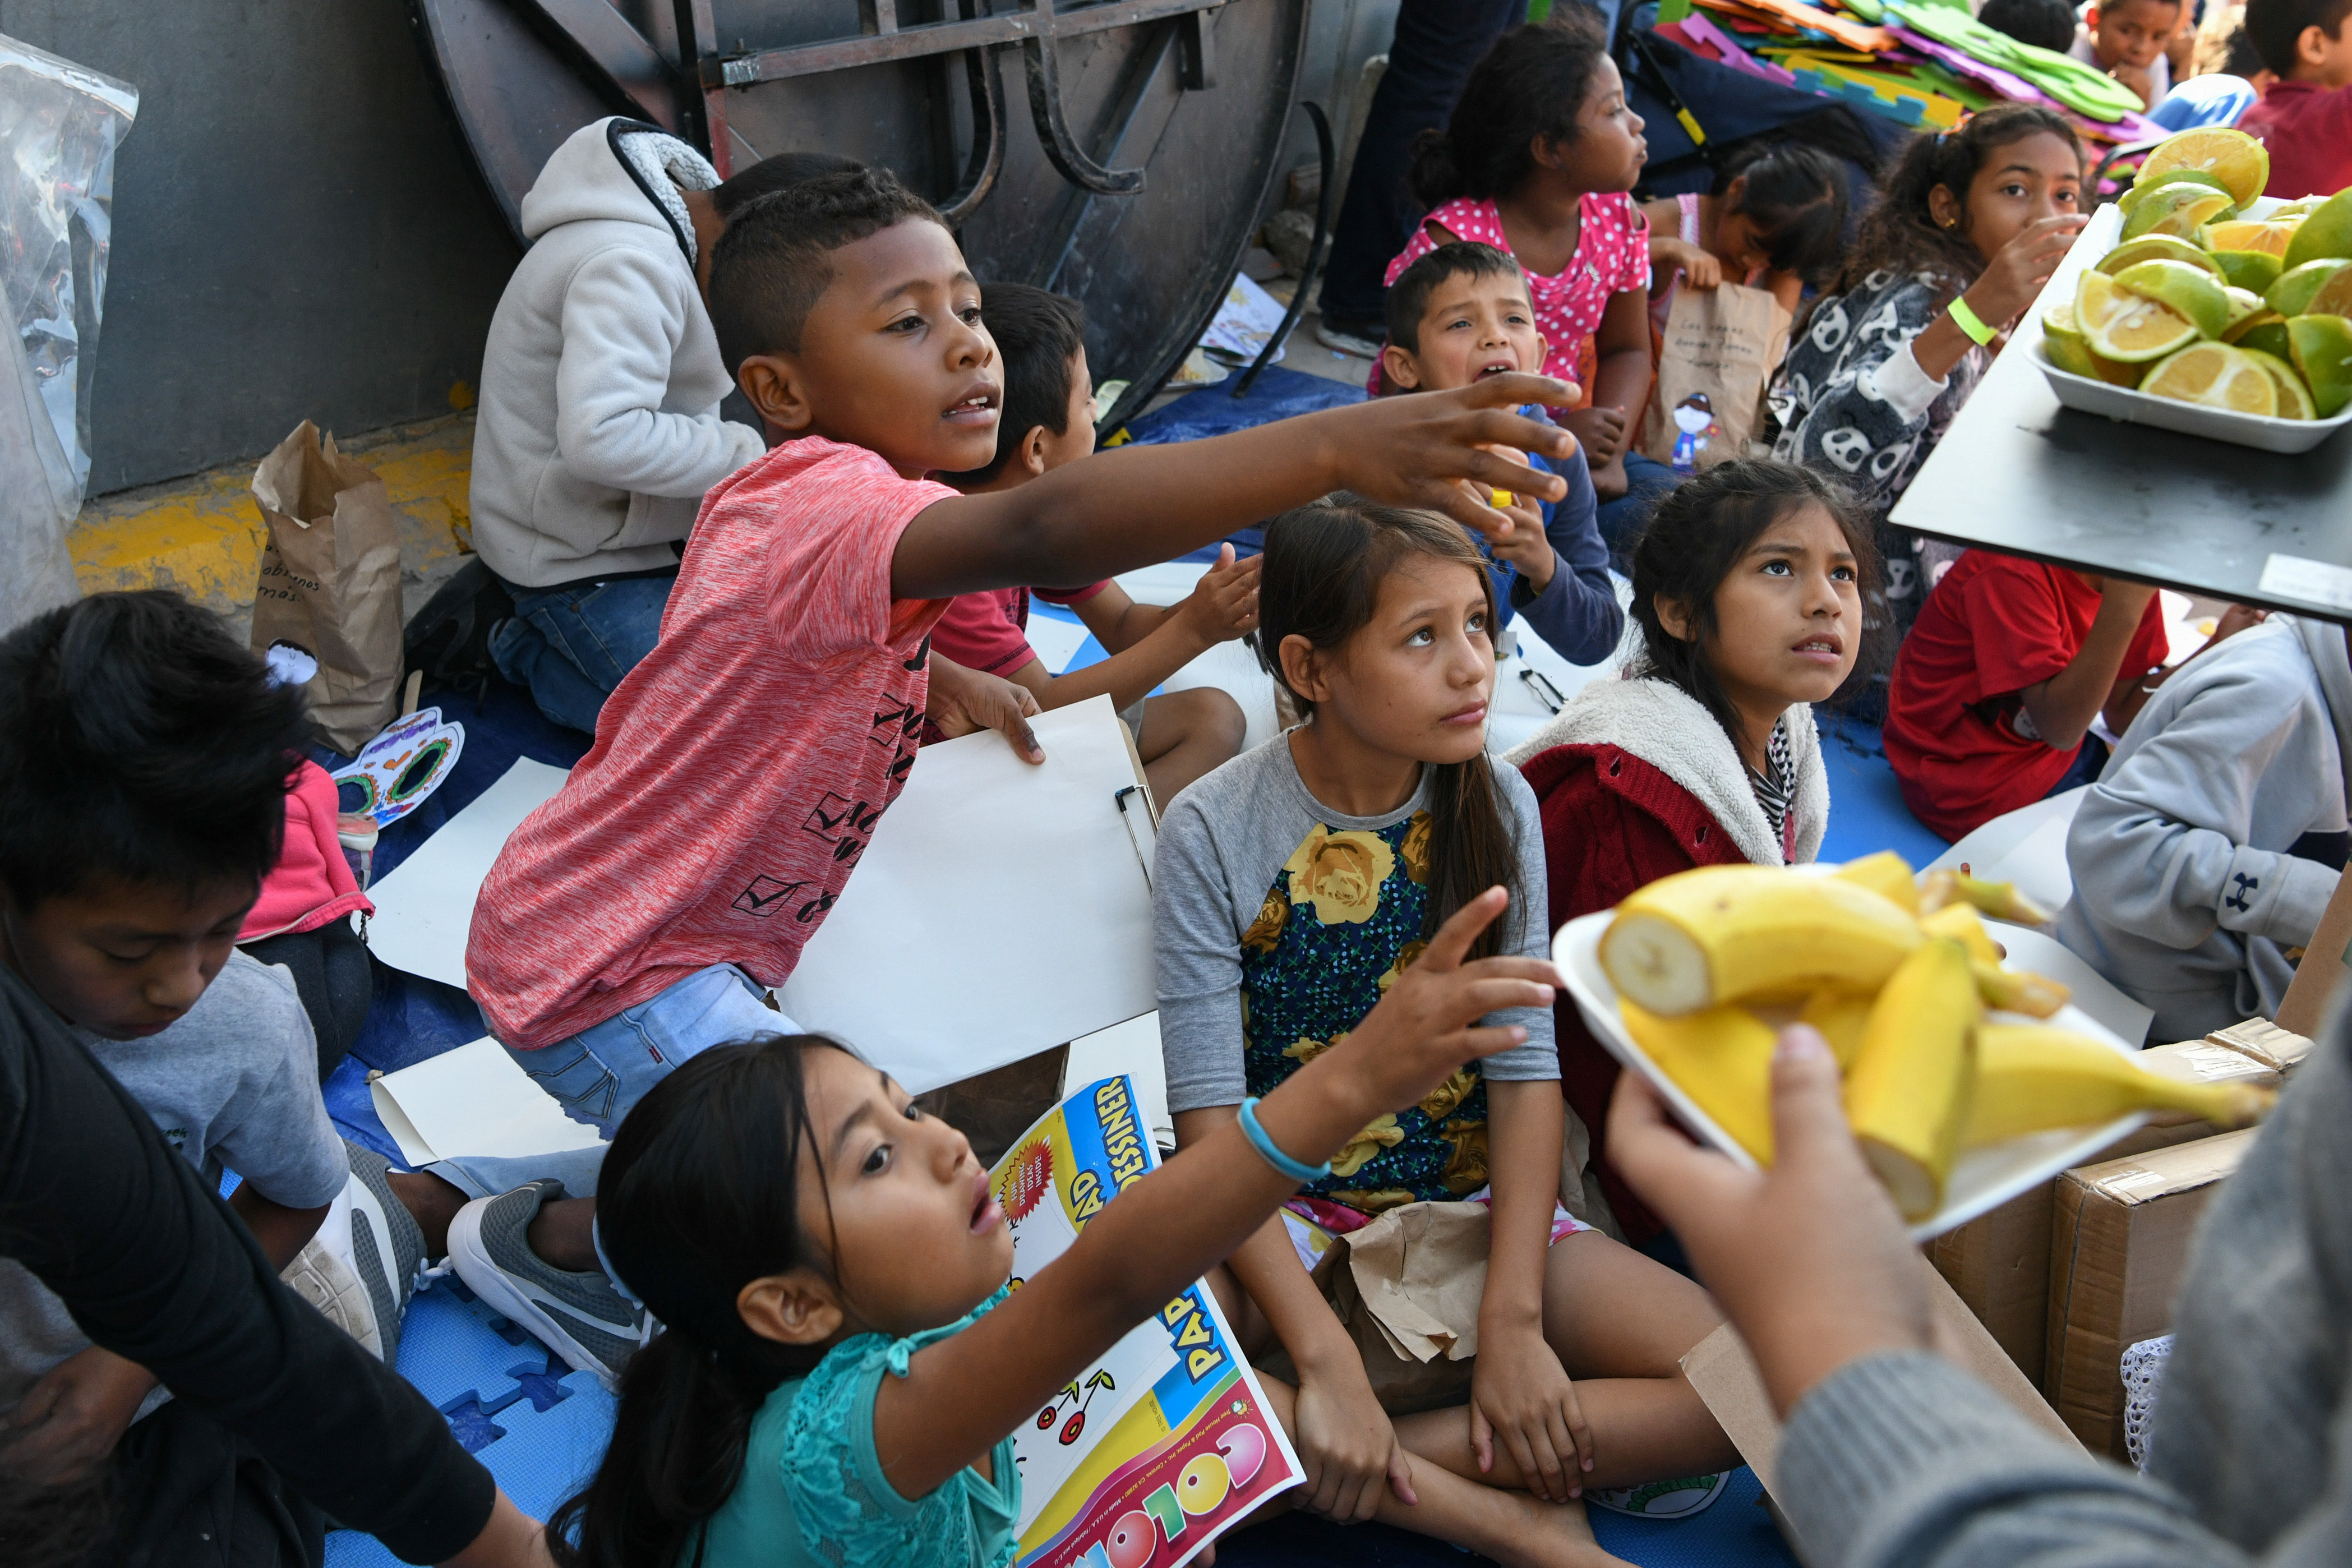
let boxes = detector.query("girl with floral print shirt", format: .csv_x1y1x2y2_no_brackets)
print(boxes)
1155,499,1736,1566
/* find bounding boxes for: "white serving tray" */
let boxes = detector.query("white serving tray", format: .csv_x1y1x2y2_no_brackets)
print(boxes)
1553,908,2145,1241
2029,197,2352,455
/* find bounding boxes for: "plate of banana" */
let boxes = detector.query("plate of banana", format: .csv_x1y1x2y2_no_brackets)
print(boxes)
1553,853,2276,1240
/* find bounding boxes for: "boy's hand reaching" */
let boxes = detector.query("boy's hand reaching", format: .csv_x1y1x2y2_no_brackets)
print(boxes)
0,1343,157,1483
1174,543,1261,645
925,653,1044,764
1338,373,1578,542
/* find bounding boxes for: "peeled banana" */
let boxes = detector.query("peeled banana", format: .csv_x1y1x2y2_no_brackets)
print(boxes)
1620,999,1779,1164
1602,865,1922,1016
1920,868,2053,926
1797,989,1874,1069
1844,939,1979,1222
1962,1025,2275,1149
1834,851,1922,914
1972,961,2069,1019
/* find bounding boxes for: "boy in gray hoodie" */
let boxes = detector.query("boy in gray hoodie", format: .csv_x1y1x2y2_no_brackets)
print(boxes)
470,119,838,734
2056,614,2351,1041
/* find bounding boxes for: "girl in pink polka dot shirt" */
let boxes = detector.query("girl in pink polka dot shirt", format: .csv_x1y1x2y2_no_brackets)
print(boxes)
1383,8,1668,538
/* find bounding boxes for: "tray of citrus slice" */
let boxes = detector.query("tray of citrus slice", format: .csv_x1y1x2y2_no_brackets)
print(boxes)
2032,128,2352,455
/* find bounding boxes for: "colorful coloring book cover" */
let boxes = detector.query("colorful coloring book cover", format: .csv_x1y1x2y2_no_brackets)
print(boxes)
992,1076,1304,1568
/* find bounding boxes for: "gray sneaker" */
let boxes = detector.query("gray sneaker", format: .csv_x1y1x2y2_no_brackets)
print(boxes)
448,1180,645,1387
345,1142,426,1360
282,1142,428,1362
1314,319,1384,359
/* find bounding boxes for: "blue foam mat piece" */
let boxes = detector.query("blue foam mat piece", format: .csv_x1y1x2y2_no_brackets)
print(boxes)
325,1283,615,1567
1816,716,1951,866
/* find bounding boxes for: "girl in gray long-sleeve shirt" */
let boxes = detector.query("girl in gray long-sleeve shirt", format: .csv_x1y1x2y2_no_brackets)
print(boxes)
1769,106,2087,648
1154,497,1737,1555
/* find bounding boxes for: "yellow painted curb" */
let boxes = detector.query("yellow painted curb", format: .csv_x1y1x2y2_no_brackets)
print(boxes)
70,415,478,620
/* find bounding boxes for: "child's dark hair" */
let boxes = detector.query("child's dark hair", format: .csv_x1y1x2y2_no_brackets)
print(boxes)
1253,499,1521,960
2221,15,2270,75
1409,8,1610,208
1976,0,2079,53
2247,0,2352,74
1824,105,2079,303
1714,141,1851,287
707,167,943,371
940,282,1088,486
548,1035,846,1568
711,151,866,220
0,590,307,909
1382,242,1524,357
1627,460,1879,748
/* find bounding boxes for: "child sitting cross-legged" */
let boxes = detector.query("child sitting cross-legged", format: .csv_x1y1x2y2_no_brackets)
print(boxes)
545,907,1557,1568
1154,500,1736,1565
440,167,1580,1385
1506,461,1864,1249
0,590,418,1564
1379,245,1624,665
934,281,1253,805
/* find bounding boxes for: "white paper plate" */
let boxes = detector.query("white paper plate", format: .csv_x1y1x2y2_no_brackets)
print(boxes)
2027,197,2352,456
1553,909,2145,1240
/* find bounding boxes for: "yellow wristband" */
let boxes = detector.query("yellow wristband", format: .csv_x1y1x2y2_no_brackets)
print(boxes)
1947,296,1998,347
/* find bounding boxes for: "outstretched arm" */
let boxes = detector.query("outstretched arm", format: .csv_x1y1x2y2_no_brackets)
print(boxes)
891,375,1576,602
871,889,1561,1498
1014,551,1260,713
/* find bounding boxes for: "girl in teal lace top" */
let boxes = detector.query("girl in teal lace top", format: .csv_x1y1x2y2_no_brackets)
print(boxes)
540,923,1562,1568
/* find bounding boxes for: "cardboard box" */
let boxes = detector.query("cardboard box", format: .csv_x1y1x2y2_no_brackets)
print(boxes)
2203,1017,2313,1075
2044,1129,2256,1456
1929,1111,2219,1386
2277,865,2352,1036
1681,1257,2084,1552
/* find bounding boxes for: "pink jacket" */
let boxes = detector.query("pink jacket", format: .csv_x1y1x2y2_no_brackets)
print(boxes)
238,761,374,941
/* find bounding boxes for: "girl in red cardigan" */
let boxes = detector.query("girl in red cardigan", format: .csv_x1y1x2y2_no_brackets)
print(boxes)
1503,461,1872,1248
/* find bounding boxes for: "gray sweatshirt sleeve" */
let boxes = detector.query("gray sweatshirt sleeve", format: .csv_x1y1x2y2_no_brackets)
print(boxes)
1153,788,1251,1116
1482,762,1558,1082
1777,1352,2270,1568
2067,661,2341,954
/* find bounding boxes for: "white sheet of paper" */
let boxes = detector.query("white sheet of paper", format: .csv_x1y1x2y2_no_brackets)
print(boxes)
1976,814,2078,926
1062,1012,1173,1151
777,697,1157,1095
1025,610,1094,676
1930,786,2086,885
361,758,571,991
1986,922,2155,1046
367,1036,605,1167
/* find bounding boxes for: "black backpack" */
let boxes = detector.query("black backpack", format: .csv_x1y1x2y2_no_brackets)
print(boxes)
401,558,512,699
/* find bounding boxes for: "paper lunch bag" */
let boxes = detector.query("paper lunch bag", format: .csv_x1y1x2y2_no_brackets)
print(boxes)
250,421,404,754
1642,281,1793,473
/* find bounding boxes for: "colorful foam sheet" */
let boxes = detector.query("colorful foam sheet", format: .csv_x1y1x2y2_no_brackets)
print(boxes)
995,1077,1303,1568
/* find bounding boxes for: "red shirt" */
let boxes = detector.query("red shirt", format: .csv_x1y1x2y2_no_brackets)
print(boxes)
928,580,1108,676
2240,81,2352,202
1521,741,1755,1247
467,437,952,1048
1883,551,2169,843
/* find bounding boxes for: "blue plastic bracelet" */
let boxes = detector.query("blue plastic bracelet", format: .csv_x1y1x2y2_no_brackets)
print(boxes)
1237,1096,1332,1184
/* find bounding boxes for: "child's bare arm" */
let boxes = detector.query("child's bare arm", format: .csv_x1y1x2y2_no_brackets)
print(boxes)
227,1185,331,1272
890,375,1574,601
871,889,1560,1499
1015,552,1261,712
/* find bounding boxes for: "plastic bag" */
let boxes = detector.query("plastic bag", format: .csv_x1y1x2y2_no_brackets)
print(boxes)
0,34,135,631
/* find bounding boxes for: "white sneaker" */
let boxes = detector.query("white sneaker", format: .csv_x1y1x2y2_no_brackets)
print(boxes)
280,1142,428,1360
1314,319,1384,359
447,1179,647,1387
1583,1470,1733,1519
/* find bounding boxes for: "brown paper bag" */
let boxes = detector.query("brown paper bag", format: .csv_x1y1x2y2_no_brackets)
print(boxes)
1256,1201,1490,1414
1642,282,1793,472
250,421,404,754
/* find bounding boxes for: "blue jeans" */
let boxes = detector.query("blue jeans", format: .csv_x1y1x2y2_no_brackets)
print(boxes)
430,962,793,1201
1595,451,1682,568
490,571,676,736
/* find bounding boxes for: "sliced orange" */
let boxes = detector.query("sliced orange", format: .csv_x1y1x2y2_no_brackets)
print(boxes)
2139,343,2279,416
2078,269,2200,362
2133,128,2270,207
2200,219,2298,259
2239,349,2317,419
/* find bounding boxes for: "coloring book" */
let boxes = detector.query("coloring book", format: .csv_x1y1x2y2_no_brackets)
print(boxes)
993,1077,1303,1568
